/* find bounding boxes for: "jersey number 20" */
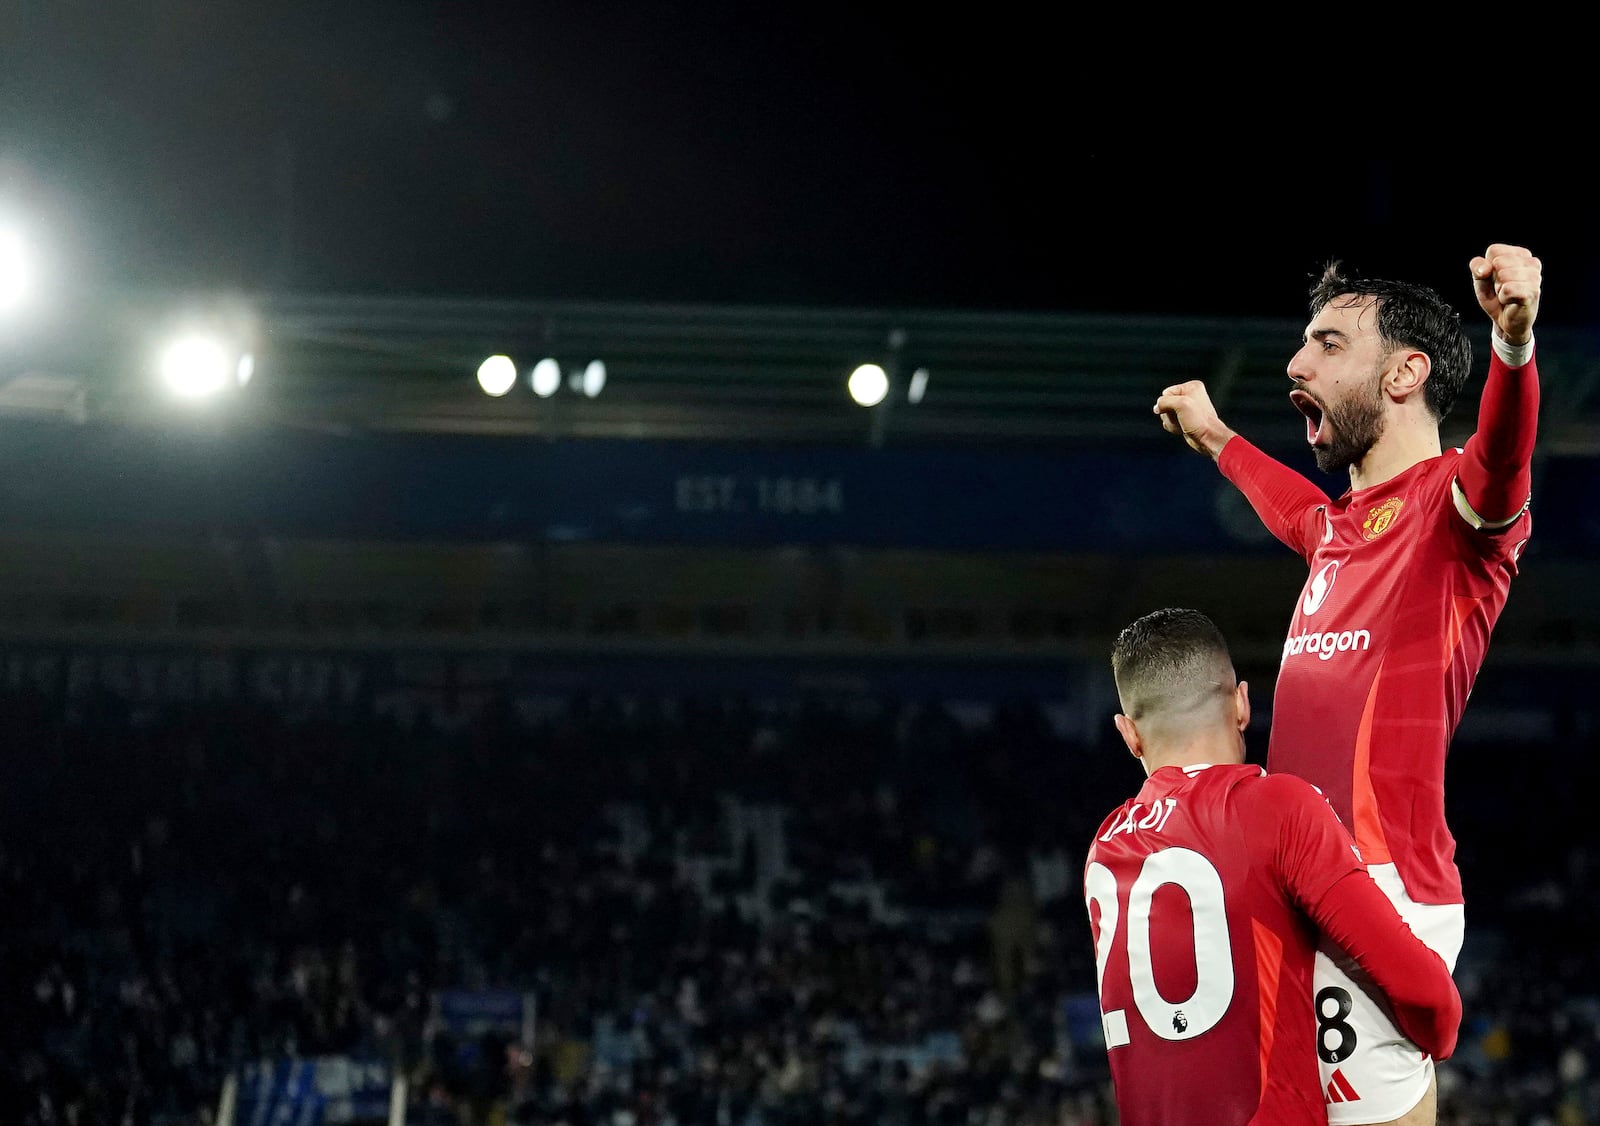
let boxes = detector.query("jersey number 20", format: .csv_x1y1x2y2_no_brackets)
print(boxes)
1085,847,1234,1047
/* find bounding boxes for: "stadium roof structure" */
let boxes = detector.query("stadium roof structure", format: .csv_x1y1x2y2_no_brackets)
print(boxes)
3,289,1600,681
5,289,1600,453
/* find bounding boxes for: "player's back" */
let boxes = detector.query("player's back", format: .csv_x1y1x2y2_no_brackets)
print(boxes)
1085,762,1357,1125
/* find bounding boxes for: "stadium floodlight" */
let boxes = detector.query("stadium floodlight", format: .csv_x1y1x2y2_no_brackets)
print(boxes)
580,359,606,398
0,224,32,314
847,363,889,407
529,357,561,398
908,367,929,404
477,354,517,396
152,299,260,404
159,333,234,399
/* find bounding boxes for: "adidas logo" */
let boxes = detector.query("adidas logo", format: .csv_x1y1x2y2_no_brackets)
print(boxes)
1325,1068,1361,1103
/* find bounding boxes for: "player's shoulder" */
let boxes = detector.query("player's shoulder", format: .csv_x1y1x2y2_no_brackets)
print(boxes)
1171,767,1332,845
1187,761,1269,791
1247,771,1346,829
1089,800,1136,847
1171,763,1280,815
1250,770,1330,803
1208,766,1332,815
1377,455,1460,518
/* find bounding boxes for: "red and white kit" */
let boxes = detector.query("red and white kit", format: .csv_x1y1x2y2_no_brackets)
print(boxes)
1085,763,1458,1125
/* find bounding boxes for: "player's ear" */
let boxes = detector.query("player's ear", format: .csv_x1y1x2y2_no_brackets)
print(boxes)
1234,680,1251,733
1113,713,1143,759
1386,349,1431,402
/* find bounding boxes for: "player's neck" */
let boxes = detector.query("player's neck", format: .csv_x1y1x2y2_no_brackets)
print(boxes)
1350,420,1442,492
1146,744,1241,774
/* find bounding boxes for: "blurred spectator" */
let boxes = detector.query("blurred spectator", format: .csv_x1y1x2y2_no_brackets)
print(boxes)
0,683,1589,1125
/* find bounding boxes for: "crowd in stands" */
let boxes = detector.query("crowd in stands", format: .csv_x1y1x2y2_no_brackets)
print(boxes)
1,675,1597,1125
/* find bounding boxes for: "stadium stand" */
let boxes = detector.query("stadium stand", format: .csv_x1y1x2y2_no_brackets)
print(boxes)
2,301,1597,1125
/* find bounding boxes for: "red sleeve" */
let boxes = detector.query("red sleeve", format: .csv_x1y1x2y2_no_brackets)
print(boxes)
1264,776,1462,1061
1216,437,1333,560
1456,349,1539,528
1260,774,1367,904
1307,873,1462,1060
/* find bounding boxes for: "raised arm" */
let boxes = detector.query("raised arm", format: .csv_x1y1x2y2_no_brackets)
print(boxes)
1456,245,1542,528
1152,382,1329,558
1154,380,1237,461
1216,439,1332,560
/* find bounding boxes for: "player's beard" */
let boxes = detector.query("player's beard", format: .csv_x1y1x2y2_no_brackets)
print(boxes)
1312,367,1387,476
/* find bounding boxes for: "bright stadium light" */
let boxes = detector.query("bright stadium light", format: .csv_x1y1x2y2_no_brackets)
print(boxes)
0,224,32,314
580,359,606,398
529,357,560,398
151,299,260,405
908,367,929,404
477,354,517,396
159,333,233,399
847,363,889,407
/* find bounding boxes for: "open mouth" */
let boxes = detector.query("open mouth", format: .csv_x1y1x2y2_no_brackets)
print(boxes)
1290,389,1324,445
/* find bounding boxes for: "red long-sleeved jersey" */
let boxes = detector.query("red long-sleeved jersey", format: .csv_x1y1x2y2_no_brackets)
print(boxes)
1218,349,1538,904
1086,763,1460,1125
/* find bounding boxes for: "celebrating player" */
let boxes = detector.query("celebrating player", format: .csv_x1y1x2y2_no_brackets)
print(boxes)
1151,245,1540,1124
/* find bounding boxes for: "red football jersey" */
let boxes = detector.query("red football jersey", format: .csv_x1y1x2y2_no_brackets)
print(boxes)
1221,443,1530,905
1085,763,1368,1125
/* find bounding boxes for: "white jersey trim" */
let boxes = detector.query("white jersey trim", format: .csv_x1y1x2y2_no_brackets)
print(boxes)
1450,476,1529,531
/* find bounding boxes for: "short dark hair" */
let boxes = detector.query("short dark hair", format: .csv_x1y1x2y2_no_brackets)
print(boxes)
1111,608,1233,721
1309,260,1472,422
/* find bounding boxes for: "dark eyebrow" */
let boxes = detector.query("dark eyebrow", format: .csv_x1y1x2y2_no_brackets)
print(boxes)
1303,327,1349,346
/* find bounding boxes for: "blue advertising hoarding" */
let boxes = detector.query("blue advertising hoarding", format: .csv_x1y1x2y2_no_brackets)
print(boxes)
235,1057,391,1126
0,419,1310,553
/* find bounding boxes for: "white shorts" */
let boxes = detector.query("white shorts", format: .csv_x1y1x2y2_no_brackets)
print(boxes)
1314,863,1464,1125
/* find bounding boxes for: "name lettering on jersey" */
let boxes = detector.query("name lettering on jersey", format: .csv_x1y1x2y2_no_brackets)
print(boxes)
1282,627,1371,662
1099,798,1178,841
1362,496,1404,540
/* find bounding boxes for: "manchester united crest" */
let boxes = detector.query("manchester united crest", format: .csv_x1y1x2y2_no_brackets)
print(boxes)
1363,496,1405,540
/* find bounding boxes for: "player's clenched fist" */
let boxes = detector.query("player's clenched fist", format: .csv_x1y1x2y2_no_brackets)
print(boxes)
1154,380,1237,461
1470,244,1541,346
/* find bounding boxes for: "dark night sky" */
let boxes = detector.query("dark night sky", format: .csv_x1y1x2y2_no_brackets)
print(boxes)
3,2,1596,327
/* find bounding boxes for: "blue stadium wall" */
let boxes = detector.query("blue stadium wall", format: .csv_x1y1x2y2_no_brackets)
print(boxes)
0,417,1590,736
10,417,1593,554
